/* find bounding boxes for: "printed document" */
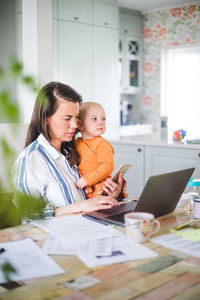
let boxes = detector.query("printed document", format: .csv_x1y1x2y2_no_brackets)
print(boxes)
0,238,64,283
152,231,200,258
32,215,118,244
42,229,158,267
77,232,158,267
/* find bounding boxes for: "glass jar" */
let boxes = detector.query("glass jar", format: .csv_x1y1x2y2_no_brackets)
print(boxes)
184,178,200,214
193,196,200,219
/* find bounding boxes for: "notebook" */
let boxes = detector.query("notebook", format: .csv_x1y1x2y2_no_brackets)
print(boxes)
83,167,195,226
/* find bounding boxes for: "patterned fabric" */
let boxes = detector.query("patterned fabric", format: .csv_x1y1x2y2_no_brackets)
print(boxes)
13,134,86,208
85,176,128,199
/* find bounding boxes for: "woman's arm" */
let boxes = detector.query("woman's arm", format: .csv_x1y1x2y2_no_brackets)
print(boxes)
55,196,119,216
55,173,123,217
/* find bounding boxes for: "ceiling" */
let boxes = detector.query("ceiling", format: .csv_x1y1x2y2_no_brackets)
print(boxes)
117,0,198,13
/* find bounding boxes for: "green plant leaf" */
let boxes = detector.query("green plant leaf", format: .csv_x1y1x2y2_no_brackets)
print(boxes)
1,262,17,282
0,90,20,122
10,59,23,77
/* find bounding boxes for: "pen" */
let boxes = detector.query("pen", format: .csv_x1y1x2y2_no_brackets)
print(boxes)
0,248,5,254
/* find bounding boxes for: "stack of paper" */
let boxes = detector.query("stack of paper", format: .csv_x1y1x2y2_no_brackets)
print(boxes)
33,215,158,267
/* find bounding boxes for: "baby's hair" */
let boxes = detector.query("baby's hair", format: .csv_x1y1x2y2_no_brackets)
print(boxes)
79,102,104,120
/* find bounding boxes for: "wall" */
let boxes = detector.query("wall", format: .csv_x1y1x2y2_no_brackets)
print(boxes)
0,0,18,106
0,123,29,191
142,3,200,131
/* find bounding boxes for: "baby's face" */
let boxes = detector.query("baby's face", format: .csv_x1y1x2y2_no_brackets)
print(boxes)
81,105,106,138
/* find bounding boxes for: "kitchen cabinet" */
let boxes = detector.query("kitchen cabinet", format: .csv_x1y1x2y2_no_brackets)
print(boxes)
119,35,142,94
111,143,144,198
53,20,93,100
110,141,200,199
119,9,142,36
145,146,200,181
93,26,119,129
53,0,119,129
118,9,142,94
54,0,92,24
93,0,118,29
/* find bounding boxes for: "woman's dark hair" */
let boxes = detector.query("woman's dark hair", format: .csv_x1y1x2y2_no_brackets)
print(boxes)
25,81,82,166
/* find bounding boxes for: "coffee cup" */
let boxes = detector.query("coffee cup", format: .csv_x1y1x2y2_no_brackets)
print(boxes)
124,212,160,243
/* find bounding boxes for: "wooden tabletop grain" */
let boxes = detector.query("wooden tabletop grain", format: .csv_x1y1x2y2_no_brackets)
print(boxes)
0,210,200,300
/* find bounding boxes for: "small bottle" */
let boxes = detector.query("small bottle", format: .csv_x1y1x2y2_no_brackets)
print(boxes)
184,177,200,213
160,116,168,141
191,179,200,195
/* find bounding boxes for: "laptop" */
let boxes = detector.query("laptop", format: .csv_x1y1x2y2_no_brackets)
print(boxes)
83,168,195,226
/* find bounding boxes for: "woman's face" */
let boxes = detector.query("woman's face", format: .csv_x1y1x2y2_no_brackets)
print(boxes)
47,98,79,151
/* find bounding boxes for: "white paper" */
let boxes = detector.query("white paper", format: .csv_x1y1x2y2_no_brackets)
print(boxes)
32,215,118,244
36,216,157,268
77,232,158,267
42,233,77,255
43,228,117,256
43,234,113,257
0,239,64,283
87,237,113,257
152,233,200,258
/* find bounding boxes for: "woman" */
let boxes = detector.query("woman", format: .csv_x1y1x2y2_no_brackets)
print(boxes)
13,82,122,217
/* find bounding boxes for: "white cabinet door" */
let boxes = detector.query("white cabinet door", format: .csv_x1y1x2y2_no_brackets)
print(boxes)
145,146,200,181
119,35,142,94
119,12,142,37
53,2,119,127
93,26,119,129
57,0,92,24
111,143,144,198
54,20,93,100
93,1,118,29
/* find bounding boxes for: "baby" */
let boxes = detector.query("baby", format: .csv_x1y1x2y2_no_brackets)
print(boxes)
75,101,127,199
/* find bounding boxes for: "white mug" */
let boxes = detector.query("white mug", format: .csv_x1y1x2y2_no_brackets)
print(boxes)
124,212,160,243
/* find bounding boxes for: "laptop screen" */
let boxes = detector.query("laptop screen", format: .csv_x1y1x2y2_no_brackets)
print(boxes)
84,168,195,225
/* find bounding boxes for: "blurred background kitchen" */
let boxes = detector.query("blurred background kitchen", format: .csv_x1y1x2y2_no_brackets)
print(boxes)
0,0,200,196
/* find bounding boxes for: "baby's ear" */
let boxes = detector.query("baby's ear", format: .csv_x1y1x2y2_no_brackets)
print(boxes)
77,120,83,131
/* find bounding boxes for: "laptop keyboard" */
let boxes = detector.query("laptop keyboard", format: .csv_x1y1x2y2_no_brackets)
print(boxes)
108,213,126,223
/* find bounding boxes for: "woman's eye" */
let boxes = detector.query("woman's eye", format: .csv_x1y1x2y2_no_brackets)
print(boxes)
92,118,97,121
102,118,106,121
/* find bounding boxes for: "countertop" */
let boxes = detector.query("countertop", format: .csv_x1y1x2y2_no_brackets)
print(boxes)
106,133,200,150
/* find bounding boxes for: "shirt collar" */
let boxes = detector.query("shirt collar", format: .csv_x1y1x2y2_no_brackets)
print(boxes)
37,134,62,160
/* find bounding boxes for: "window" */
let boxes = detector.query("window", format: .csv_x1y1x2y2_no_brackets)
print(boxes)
161,46,200,140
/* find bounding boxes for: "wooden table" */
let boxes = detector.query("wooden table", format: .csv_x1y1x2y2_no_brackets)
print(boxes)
0,210,200,300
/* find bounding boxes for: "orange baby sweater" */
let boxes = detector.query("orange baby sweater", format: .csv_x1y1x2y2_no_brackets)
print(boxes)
75,136,115,186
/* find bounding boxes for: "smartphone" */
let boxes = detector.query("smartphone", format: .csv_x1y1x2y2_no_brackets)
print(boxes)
111,164,132,183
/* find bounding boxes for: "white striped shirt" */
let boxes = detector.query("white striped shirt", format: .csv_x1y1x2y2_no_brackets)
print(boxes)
13,134,86,207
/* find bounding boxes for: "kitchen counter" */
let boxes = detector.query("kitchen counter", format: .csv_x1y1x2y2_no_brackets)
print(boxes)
107,133,200,150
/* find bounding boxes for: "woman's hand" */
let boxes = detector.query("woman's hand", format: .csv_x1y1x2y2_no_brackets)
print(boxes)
103,173,123,199
78,196,120,213
55,195,119,216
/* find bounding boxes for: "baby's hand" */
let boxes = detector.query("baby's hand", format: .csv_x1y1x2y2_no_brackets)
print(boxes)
76,176,88,189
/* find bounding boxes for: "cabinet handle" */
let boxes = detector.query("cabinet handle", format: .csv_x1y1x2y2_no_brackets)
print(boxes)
74,17,79,20
137,148,142,152
124,30,128,33
199,153,200,158
104,22,109,26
